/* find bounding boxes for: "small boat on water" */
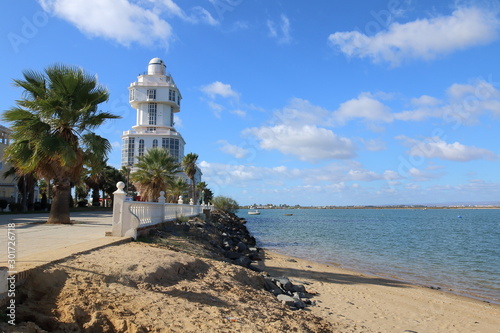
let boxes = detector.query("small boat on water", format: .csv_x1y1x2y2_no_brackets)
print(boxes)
248,210,260,215
284,213,293,216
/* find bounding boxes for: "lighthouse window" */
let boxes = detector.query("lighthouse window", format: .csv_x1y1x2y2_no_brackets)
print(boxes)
138,139,145,156
148,103,157,125
169,89,176,102
125,137,135,165
147,89,156,100
129,88,135,101
162,138,180,160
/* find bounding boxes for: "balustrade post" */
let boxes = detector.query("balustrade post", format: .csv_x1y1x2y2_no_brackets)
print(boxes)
112,181,126,236
158,191,166,222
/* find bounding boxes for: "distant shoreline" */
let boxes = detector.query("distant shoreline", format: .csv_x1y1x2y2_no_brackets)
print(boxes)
242,206,500,210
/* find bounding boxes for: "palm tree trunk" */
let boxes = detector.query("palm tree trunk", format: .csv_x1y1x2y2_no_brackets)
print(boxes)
191,179,196,203
48,178,71,224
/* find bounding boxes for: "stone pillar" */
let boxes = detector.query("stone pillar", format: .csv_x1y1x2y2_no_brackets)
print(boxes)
158,191,166,204
112,182,126,237
158,191,166,222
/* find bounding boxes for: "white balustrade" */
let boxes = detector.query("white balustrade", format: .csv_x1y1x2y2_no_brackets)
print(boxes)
112,182,210,239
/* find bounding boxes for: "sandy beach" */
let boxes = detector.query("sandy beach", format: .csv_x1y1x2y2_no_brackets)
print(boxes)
3,212,499,332
257,250,500,333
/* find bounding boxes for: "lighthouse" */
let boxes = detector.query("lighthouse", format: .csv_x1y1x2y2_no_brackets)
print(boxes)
121,58,185,168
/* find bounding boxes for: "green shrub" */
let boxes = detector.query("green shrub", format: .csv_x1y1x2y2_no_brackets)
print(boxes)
212,196,239,214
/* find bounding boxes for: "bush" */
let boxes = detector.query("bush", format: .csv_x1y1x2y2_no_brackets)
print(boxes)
77,199,88,207
0,199,8,212
33,202,42,211
8,203,22,212
212,196,239,214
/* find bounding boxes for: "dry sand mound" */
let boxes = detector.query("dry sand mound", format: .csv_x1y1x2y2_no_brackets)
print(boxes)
3,242,341,333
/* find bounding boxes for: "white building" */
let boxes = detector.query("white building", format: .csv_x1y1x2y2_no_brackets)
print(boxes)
0,125,17,202
121,58,201,185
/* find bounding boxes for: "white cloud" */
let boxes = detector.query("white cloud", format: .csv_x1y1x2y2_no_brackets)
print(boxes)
359,138,386,151
39,0,173,47
173,115,182,127
328,7,500,66
230,109,246,117
273,98,331,127
333,93,392,125
410,95,442,107
397,136,496,161
244,124,356,162
217,140,249,159
201,81,240,100
394,80,500,122
267,14,292,44
199,161,298,189
206,101,224,118
38,0,219,47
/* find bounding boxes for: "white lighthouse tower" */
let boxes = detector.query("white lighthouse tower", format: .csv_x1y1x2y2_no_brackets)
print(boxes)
121,58,185,168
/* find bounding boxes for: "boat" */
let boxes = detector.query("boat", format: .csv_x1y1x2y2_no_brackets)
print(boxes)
284,213,293,216
248,210,260,215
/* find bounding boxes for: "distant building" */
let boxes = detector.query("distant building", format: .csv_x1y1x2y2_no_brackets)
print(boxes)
121,58,201,186
0,125,17,202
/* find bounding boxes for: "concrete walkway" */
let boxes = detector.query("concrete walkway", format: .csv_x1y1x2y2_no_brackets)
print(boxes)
0,211,129,273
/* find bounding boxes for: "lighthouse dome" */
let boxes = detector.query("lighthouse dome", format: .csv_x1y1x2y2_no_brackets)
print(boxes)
148,57,166,75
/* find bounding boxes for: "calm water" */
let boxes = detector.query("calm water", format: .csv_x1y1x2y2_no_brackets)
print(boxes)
239,208,500,304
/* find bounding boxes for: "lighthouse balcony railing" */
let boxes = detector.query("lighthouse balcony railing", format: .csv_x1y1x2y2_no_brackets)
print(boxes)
122,128,182,136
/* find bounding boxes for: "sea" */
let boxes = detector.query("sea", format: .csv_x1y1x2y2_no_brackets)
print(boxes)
238,208,500,304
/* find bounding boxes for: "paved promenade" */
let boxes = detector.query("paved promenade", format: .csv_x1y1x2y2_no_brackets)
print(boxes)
0,211,129,272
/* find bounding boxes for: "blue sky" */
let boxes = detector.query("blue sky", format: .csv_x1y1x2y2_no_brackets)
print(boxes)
1,0,500,206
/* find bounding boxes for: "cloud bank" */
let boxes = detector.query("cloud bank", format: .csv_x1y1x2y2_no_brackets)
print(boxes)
329,7,500,66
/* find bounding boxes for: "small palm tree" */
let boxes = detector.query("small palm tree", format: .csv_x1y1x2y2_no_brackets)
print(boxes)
130,147,181,202
182,152,199,202
196,181,208,204
2,64,119,223
168,177,189,203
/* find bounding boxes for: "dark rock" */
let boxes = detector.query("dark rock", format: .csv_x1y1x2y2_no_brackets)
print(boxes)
225,251,241,260
277,294,296,307
247,264,262,273
274,277,293,292
233,256,251,267
247,252,261,261
292,284,306,293
236,241,248,252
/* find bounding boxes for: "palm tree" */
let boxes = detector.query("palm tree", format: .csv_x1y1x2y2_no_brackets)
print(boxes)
168,177,189,203
196,181,208,204
120,165,137,196
2,64,119,223
182,152,199,202
101,166,126,205
85,158,107,207
130,147,181,202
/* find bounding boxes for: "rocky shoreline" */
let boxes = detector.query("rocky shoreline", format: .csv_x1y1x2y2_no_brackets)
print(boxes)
160,211,318,310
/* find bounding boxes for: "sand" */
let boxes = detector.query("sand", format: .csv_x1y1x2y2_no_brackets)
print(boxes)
2,242,338,333
3,235,499,332
256,250,500,333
